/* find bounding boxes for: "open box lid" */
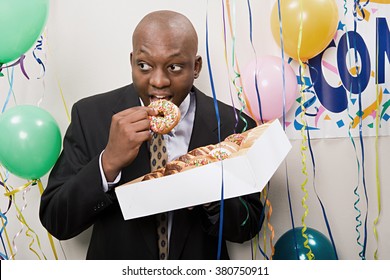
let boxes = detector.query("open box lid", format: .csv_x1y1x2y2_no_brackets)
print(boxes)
115,119,291,220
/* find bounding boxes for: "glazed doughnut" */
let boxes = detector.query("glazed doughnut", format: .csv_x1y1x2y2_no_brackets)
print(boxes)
164,160,186,176
148,99,181,134
142,168,165,181
187,144,216,156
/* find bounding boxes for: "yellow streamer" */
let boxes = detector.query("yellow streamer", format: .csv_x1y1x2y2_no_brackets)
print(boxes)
44,31,71,123
266,198,275,259
8,181,46,259
373,30,382,259
261,188,267,259
297,0,314,260
36,179,59,260
3,179,59,259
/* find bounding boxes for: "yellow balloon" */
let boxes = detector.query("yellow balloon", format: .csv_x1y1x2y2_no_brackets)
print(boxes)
271,0,339,61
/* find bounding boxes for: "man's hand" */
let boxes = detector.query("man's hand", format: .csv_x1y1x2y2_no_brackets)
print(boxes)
102,106,157,181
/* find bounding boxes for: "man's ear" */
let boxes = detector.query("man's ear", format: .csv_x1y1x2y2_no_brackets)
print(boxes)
194,55,202,79
130,52,133,65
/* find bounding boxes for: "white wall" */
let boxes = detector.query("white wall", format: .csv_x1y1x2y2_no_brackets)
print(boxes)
0,0,388,260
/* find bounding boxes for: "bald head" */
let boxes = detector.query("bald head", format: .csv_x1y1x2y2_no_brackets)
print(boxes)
132,10,198,54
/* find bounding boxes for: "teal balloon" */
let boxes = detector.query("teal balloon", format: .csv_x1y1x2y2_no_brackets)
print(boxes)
0,0,50,64
0,105,61,180
273,227,337,260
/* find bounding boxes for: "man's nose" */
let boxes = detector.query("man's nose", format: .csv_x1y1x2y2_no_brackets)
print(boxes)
150,69,170,88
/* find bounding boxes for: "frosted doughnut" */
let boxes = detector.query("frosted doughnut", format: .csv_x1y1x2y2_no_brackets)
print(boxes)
209,141,240,160
224,133,247,146
184,155,217,169
148,100,180,134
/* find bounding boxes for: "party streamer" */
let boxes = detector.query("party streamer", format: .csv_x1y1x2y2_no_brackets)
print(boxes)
2,67,16,113
294,60,339,258
0,55,29,80
352,0,370,260
4,180,60,260
36,180,59,260
206,1,224,260
45,31,71,123
223,0,249,132
297,0,314,260
0,180,12,260
266,198,275,259
221,0,239,128
7,182,46,259
341,5,366,260
275,0,299,260
32,35,46,79
373,19,382,260
306,128,339,259
256,188,270,260
243,0,264,125
0,174,14,259
33,34,47,108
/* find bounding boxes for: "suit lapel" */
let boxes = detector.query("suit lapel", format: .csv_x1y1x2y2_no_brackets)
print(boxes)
188,88,221,150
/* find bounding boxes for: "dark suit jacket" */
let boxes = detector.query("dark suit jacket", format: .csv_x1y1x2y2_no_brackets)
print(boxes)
39,84,263,259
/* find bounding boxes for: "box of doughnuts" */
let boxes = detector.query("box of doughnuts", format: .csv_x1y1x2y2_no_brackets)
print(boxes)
116,119,291,220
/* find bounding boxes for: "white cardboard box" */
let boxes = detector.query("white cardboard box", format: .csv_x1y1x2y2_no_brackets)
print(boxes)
116,119,291,220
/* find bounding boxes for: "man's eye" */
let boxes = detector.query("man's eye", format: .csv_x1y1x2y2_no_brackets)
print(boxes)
138,62,152,71
169,64,182,72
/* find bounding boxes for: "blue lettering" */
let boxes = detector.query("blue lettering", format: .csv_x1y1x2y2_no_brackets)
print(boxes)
377,17,390,84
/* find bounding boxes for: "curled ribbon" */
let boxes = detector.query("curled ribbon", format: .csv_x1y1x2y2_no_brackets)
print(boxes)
352,0,370,260
3,180,59,260
223,0,249,132
206,1,224,260
266,198,275,259
0,55,29,80
257,188,269,260
373,20,382,259
32,35,46,79
297,0,314,260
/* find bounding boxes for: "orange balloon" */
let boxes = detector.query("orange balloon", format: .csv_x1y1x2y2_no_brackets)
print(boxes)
271,0,339,61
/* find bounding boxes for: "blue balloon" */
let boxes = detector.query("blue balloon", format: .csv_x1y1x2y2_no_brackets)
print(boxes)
273,227,337,260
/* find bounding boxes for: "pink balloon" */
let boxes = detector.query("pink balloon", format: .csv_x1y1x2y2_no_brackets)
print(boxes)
242,55,298,122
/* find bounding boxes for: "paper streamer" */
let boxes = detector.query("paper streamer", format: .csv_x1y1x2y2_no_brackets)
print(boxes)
297,0,314,260
373,19,382,259
1,67,16,113
256,188,270,260
266,198,275,259
223,0,249,132
352,0,370,260
275,0,299,260
0,55,29,80
3,180,59,260
206,1,224,260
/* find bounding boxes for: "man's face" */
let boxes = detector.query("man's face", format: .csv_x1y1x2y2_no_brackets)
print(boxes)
131,28,201,107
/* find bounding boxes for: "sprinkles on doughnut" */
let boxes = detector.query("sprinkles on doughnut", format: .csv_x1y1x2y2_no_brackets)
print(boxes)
148,99,181,134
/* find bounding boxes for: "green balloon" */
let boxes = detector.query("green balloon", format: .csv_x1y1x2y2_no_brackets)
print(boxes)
273,226,337,260
0,105,62,180
0,0,49,64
